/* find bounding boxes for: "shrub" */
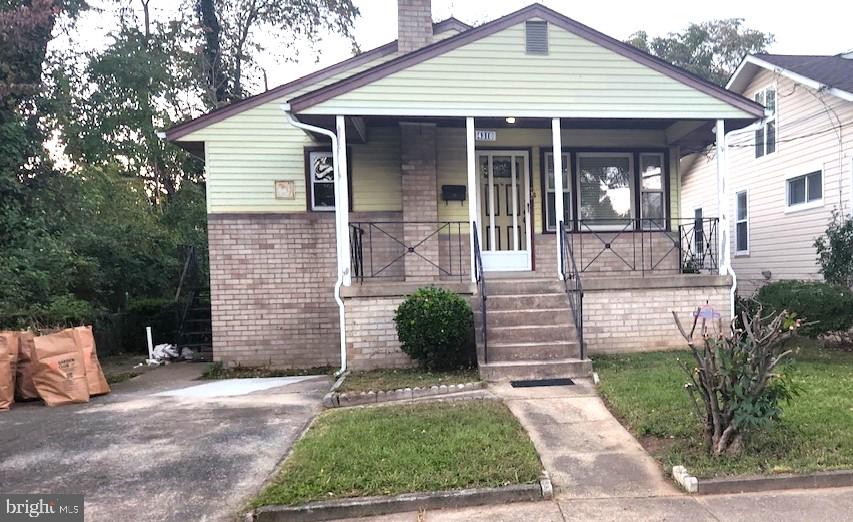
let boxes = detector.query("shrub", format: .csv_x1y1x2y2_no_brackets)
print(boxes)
815,210,853,287
393,287,475,371
673,306,799,456
754,280,853,337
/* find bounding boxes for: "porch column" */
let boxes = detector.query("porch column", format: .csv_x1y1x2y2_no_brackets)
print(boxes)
336,115,351,286
552,117,564,280
400,122,439,281
466,117,478,283
714,120,728,277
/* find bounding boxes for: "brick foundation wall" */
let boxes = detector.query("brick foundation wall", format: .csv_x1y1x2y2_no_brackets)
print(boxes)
584,278,731,354
208,213,339,368
345,296,413,370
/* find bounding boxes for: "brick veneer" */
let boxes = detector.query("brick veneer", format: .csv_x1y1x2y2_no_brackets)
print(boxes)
345,296,413,370
400,122,440,280
584,279,731,354
397,0,433,53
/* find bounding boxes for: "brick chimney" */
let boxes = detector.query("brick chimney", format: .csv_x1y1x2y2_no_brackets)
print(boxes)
398,0,433,53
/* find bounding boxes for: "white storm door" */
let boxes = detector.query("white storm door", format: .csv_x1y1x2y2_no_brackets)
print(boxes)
477,151,532,271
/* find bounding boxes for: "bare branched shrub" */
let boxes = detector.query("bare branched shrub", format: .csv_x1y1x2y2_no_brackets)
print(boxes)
672,305,800,456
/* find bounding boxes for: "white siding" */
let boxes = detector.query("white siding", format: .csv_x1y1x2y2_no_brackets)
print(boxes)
681,68,853,293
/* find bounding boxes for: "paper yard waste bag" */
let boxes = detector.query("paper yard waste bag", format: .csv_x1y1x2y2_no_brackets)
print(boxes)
72,326,110,396
0,331,18,411
32,328,90,406
15,332,40,400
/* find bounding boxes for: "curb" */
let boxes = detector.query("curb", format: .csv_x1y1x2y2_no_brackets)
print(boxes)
252,481,547,522
323,381,485,408
697,469,853,495
672,465,853,495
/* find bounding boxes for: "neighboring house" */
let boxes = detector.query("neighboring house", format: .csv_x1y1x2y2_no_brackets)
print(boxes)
681,53,853,293
164,1,763,378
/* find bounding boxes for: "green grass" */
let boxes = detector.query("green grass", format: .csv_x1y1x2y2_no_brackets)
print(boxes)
595,340,853,478
252,401,541,507
200,362,333,380
105,371,141,385
338,367,480,393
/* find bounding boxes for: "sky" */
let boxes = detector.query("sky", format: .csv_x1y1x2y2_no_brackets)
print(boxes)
69,0,853,94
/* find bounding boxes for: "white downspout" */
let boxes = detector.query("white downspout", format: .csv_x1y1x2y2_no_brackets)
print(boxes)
716,118,766,321
281,104,349,376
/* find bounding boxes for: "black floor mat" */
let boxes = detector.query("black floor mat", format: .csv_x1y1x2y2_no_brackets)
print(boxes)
510,378,574,388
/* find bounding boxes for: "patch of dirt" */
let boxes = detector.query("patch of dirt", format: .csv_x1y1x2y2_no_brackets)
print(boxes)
639,435,678,457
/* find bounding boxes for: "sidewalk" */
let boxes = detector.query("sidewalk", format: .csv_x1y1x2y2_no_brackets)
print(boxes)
493,379,677,498
335,487,853,521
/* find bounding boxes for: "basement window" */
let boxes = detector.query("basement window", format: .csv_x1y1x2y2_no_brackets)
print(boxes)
525,21,548,54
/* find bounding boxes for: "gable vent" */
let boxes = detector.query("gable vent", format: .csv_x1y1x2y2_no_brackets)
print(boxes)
525,21,548,54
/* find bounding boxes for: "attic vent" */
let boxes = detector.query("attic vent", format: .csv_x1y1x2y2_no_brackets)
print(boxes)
525,21,548,54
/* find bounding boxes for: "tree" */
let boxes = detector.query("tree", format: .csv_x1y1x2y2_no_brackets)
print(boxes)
815,210,853,287
196,0,360,104
627,19,773,86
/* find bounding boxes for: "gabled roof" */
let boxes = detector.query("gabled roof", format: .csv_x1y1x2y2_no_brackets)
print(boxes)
288,3,764,118
727,53,853,102
165,17,471,141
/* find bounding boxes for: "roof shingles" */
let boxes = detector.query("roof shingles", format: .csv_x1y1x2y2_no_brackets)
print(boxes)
755,53,853,94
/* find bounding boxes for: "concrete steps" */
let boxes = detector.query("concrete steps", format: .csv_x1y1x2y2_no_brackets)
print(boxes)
475,273,589,382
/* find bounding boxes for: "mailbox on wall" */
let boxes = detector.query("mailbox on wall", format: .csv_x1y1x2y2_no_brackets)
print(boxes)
441,185,466,204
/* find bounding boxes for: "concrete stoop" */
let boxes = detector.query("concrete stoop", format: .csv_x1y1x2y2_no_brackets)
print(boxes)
475,275,591,382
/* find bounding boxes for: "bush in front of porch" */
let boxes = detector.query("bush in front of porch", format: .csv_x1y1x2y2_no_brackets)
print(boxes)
393,287,475,371
595,340,853,478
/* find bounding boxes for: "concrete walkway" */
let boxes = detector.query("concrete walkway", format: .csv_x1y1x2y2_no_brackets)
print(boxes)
338,486,853,521
493,379,677,498
0,363,329,522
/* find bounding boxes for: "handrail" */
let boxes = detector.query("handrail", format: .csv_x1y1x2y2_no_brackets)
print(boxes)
560,221,585,360
473,221,488,364
349,224,365,284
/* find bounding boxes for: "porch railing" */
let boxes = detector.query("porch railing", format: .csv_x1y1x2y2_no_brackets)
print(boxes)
564,218,719,275
349,221,468,283
473,221,488,363
559,221,585,360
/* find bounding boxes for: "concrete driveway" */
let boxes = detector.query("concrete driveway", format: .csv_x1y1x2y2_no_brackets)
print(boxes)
0,363,329,521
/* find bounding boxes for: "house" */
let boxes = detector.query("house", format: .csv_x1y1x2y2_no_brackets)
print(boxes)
164,1,763,379
681,53,853,293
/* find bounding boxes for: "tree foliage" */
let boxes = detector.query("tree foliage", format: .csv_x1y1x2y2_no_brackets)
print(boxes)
627,19,774,85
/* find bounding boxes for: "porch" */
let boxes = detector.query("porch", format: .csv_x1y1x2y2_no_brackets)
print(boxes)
301,115,735,378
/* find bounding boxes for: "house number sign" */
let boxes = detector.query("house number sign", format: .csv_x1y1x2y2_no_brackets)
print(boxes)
475,130,497,141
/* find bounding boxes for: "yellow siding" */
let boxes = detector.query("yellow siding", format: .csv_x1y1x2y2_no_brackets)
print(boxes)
681,69,853,292
303,20,753,119
351,127,401,211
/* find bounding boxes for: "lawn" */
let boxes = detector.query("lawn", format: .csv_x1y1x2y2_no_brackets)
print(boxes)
595,340,853,478
337,367,480,393
251,401,541,507
200,362,333,379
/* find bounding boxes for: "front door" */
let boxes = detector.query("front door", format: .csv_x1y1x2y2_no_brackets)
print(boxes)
477,151,532,271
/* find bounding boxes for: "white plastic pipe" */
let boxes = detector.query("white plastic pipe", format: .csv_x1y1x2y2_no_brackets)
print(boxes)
146,326,154,361
281,104,348,376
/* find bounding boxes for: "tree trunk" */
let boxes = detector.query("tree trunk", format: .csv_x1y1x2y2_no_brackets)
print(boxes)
196,0,227,106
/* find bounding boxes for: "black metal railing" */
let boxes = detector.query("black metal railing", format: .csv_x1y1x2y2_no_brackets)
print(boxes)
564,218,719,275
473,221,488,364
348,221,468,283
560,221,585,360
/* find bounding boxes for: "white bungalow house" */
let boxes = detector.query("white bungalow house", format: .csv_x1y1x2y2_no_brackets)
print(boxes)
682,53,853,293
164,2,763,379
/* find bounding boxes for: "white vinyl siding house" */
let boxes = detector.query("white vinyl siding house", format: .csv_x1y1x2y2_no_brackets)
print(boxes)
681,63,853,293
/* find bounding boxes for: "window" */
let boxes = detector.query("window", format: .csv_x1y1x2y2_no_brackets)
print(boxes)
735,190,749,254
525,21,548,54
639,153,665,229
754,87,777,158
787,170,822,207
544,151,570,231
307,150,335,211
577,153,633,229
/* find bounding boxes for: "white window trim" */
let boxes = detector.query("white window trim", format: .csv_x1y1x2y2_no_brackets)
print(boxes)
639,152,666,229
735,189,749,256
543,151,570,232
784,164,824,213
309,150,335,212
576,152,635,231
753,84,778,159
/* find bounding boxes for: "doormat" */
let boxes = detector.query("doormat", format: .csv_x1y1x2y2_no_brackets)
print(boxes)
510,378,574,388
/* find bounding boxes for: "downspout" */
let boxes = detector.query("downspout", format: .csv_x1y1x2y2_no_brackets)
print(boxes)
716,118,767,321
281,104,349,376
